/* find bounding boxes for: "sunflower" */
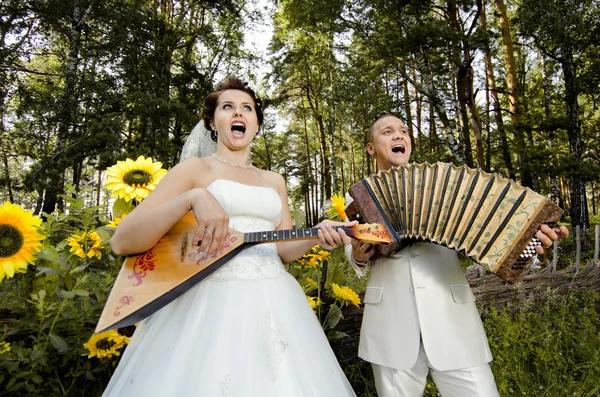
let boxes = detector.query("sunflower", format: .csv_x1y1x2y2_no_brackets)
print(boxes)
330,283,361,308
0,202,45,282
311,250,330,261
304,277,318,290
299,256,322,267
67,231,104,259
105,155,167,202
83,330,125,359
297,245,330,267
0,341,10,355
325,194,346,221
307,296,322,310
106,212,127,229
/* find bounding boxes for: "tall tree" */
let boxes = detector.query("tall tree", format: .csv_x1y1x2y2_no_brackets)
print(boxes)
517,0,599,228
495,0,531,186
479,0,514,177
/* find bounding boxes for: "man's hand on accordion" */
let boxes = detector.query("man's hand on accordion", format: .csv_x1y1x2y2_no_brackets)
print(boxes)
535,224,569,255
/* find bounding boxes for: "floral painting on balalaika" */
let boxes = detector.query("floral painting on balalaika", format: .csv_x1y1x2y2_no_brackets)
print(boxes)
345,162,564,283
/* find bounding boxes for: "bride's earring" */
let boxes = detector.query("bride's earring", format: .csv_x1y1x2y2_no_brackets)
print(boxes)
210,121,219,140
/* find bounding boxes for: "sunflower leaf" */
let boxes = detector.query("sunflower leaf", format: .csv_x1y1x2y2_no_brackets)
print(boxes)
60,290,75,299
326,330,348,341
49,333,69,354
112,197,135,218
95,228,112,242
70,264,89,274
323,303,343,330
36,250,60,262
36,267,61,276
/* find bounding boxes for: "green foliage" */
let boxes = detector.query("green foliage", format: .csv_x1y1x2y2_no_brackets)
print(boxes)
335,286,600,397
287,243,366,342
0,190,122,396
483,288,600,396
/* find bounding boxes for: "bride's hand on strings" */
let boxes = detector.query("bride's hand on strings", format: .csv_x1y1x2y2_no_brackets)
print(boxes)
189,188,230,255
534,224,569,255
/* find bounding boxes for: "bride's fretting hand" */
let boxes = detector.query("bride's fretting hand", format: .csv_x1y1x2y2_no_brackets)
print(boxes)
317,220,357,250
188,188,230,255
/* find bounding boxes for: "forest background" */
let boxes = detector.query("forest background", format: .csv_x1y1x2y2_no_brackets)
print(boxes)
1,0,599,396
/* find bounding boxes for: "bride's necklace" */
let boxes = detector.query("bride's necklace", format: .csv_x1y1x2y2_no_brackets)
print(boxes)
211,153,254,169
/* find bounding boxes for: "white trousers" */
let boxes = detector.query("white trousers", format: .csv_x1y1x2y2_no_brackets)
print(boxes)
372,344,499,397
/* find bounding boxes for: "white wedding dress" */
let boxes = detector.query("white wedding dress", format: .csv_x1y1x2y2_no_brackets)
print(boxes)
103,180,356,397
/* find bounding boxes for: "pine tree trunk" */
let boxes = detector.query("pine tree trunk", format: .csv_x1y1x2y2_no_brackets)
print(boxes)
0,97,13,202
481,2,513,177
449,0,472,166
1,144,13,202
429,103,438,154
561,49,589,228
495,0,531,186
306,83,332,201
541,56,564,208
401,62,414,140
302,113,315,226
413,67,422,152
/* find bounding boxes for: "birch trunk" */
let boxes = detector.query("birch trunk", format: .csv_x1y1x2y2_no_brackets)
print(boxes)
42,4,89,214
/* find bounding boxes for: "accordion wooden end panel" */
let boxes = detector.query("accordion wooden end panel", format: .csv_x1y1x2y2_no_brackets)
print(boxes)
346,162,565,283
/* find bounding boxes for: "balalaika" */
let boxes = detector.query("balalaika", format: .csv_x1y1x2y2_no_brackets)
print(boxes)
95,215,392,333
345,162,564,283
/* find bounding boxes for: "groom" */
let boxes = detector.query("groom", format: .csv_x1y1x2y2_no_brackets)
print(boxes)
337,114,568,397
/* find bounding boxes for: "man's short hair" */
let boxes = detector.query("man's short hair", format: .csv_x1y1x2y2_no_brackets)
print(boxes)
367,113,404,143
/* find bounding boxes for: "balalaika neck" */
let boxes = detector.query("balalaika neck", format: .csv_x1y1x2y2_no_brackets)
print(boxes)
243,227,333,244
242,224,392,245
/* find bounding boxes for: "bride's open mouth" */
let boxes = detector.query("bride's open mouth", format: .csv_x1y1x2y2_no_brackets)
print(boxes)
231,122,246,137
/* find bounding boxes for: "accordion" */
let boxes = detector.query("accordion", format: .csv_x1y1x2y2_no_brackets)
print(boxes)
345,162,564,283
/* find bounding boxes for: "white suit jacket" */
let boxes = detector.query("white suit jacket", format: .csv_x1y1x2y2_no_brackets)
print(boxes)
345,242,493,371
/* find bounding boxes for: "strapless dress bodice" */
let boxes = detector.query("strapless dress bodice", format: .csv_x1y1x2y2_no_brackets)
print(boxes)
206,180,286,281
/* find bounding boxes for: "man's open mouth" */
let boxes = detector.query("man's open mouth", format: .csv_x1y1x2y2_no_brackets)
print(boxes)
392,144,405,153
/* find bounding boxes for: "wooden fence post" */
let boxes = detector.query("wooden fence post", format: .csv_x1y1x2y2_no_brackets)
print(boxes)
318,260,328,322
552,239,558,272
576,225,581,272
594,224,600,267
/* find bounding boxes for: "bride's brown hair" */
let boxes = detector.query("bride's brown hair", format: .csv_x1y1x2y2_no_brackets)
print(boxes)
201,77,264,142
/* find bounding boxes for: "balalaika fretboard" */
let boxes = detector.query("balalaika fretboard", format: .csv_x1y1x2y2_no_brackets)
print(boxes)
243,228,320,243
345,162,564,283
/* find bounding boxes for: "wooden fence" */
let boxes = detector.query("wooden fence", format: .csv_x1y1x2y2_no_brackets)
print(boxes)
564,224,600,271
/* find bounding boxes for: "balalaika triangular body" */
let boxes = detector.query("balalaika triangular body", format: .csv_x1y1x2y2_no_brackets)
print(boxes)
345,162,564,283
95,214,391,333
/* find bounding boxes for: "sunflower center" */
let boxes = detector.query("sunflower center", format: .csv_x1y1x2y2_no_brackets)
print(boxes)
96,338,116,351
123,170,152,187
0,224,24,258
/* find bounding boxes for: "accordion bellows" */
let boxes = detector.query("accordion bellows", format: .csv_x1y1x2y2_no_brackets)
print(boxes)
346,162,564,283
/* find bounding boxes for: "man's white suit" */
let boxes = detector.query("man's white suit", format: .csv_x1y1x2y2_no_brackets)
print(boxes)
345,242,493,371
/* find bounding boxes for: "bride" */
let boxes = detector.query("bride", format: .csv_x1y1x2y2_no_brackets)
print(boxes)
103,77,357,396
